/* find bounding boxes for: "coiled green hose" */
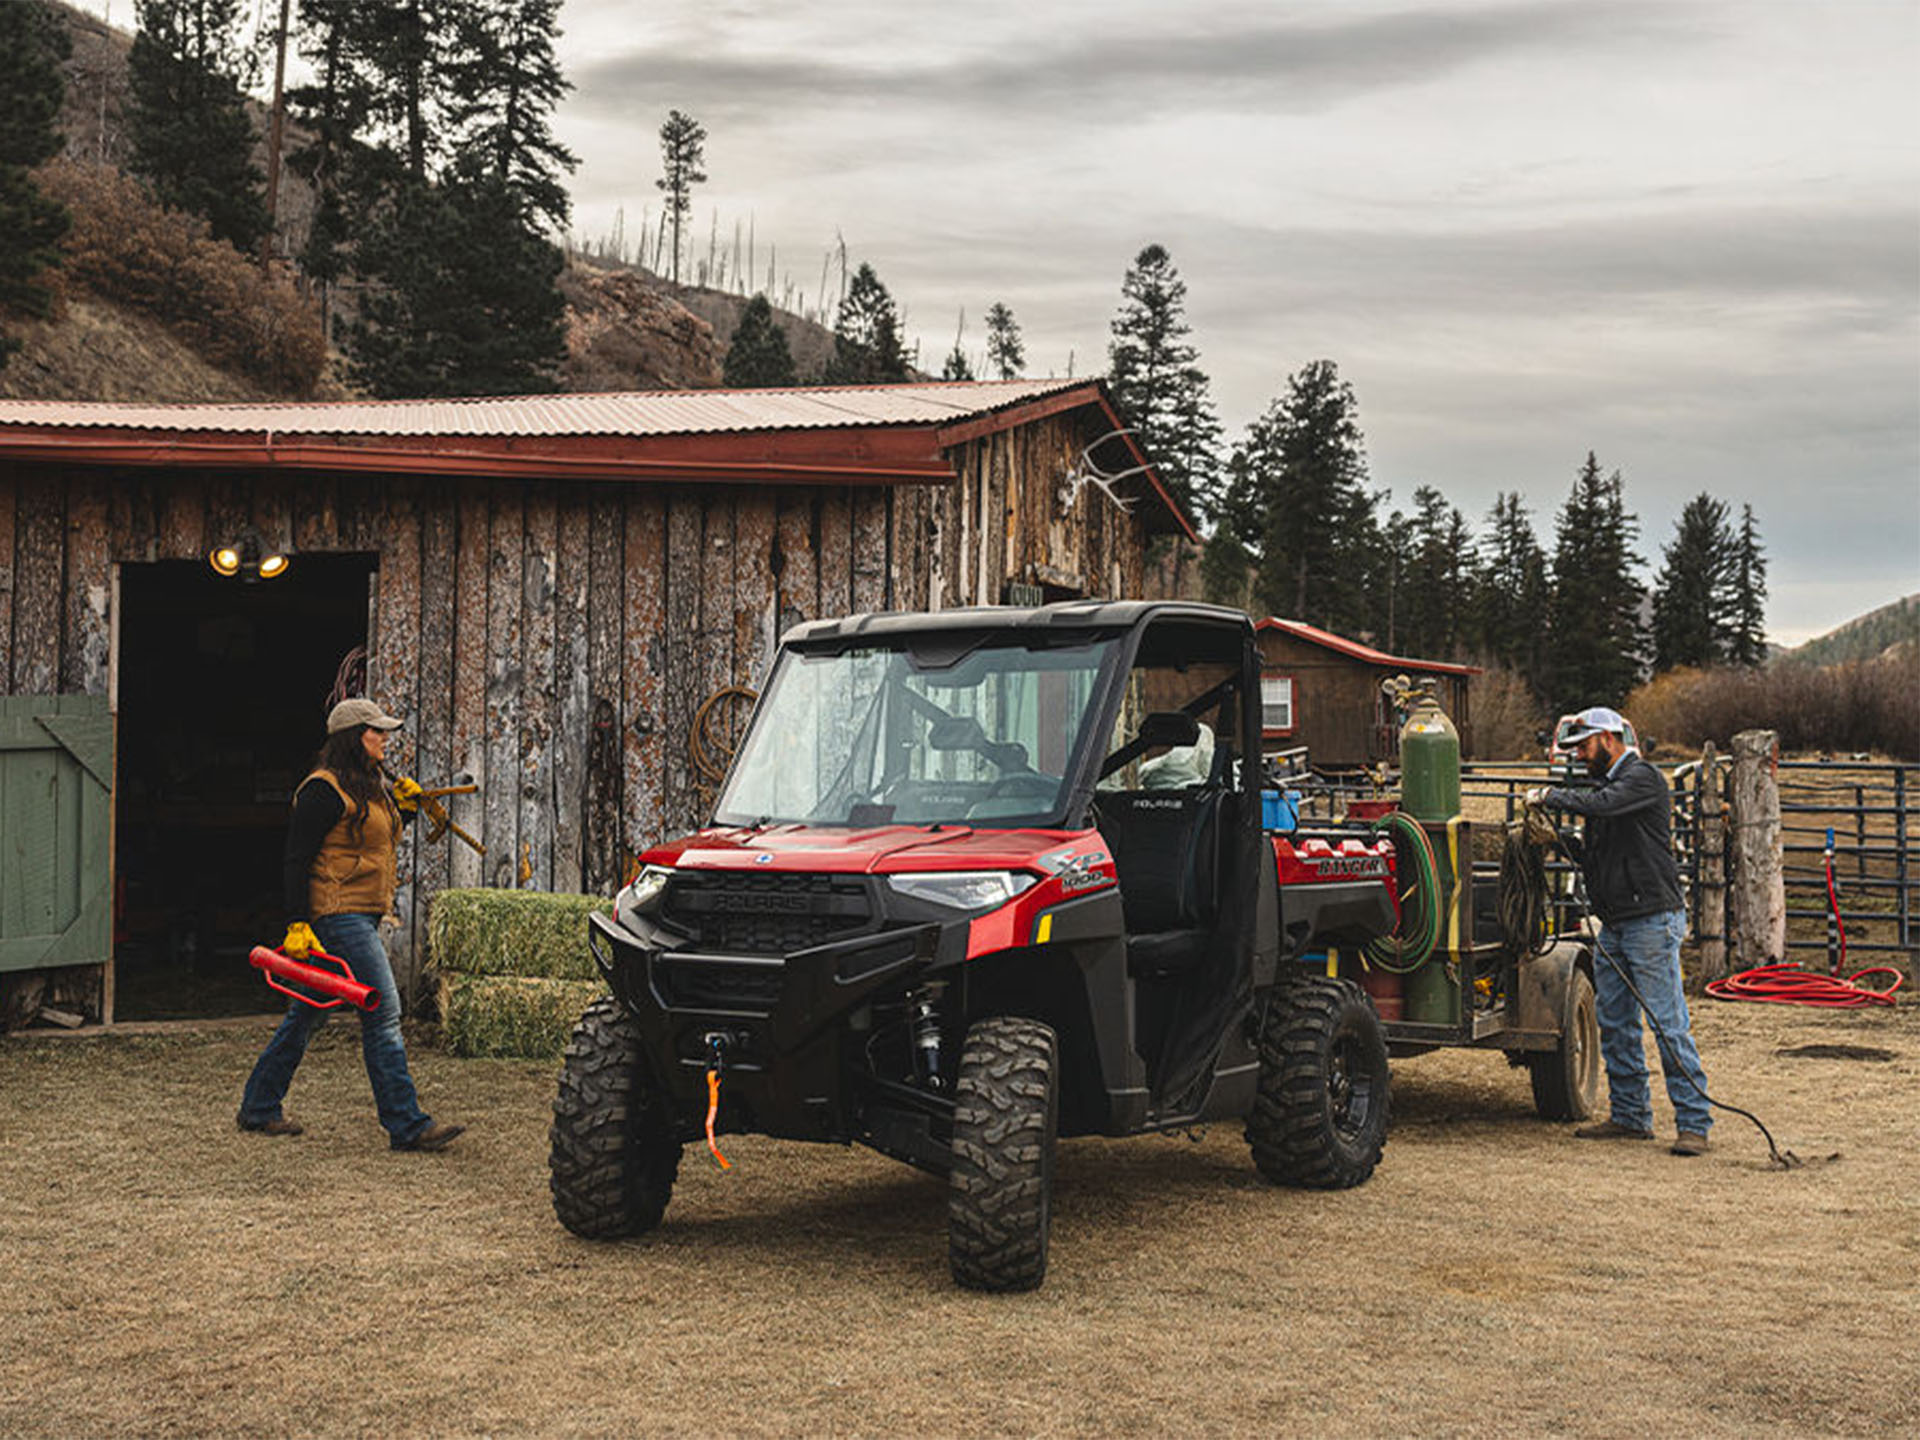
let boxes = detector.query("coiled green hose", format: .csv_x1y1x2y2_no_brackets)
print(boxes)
1363,811,1441,973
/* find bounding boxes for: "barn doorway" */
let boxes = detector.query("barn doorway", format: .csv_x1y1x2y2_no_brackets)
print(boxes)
113,555,375,1020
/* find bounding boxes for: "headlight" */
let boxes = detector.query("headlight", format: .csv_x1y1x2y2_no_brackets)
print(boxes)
621,864,674,916
885,870,1036,912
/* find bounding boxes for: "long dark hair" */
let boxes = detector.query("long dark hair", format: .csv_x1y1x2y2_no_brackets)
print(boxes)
315,726,390,844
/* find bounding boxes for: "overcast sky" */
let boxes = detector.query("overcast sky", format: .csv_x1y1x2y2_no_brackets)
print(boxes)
83,0,1920,642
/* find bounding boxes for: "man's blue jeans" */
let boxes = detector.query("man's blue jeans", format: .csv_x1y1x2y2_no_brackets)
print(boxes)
1593,909,1712,1135
239,913,433,1147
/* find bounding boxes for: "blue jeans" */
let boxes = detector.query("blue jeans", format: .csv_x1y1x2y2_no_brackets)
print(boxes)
1592,909,1712,1135
239,913,433,1147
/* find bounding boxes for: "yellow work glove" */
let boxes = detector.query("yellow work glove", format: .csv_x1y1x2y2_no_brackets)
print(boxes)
282,922,319,958
391,775,424,812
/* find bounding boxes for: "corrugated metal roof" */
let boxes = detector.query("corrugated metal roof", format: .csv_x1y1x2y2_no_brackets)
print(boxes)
0,378,1087,437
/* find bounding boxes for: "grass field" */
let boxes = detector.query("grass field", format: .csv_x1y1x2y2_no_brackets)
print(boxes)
3,994,1916,1437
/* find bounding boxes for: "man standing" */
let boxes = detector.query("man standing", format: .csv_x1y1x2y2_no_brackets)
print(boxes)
1528,706,1712,1156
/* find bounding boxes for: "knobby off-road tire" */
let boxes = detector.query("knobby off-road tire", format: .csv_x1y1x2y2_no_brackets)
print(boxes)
1246,976,1391,1189
549,996,682,1238
1529,966,1600,1121
948,1016,1059,1293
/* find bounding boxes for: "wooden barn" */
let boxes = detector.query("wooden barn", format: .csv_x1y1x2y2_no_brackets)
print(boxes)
0,379,1189,1026
1254,617,1478,770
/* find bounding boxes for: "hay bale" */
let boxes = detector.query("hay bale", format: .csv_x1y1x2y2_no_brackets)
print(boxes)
439,973,606,1060
428,887,611,980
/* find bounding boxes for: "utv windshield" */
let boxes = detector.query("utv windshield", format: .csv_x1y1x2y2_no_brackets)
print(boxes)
714,633,1121,827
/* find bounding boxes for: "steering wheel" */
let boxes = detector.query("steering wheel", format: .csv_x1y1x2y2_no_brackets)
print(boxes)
982,772,1058,802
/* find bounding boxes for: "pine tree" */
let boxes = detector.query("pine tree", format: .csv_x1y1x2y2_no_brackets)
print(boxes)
444,0,575,231
127,0,270,251
723,293,797,387
1396,485,1473,658
1651,492,1732,671
1544,452,1646,712
1217,359,1377,634
656,109,706,285
356,0,454,181
0,0,71,372
984,301,1024,379
822,262,909,383
286,0,380,300
1107,244,1220,522
1722,503,1769,666
1473,491,1551,679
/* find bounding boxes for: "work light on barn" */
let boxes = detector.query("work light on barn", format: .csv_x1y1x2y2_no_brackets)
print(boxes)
207,532,290,580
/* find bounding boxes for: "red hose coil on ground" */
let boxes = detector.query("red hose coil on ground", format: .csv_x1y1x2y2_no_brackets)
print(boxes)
1704,963,1902,1008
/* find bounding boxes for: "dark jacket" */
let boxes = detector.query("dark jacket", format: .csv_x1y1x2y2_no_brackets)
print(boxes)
1544,751,1685,924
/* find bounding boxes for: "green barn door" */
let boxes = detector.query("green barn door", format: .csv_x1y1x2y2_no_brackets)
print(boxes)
0,695,115,983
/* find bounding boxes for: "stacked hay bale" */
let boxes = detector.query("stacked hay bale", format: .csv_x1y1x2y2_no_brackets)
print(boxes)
428,888,611,1059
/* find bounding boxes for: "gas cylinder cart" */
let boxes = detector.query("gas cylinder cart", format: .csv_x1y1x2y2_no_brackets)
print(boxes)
550,602,1595,1292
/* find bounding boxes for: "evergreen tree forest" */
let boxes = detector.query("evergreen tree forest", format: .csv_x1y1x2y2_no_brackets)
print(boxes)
0,0,71,372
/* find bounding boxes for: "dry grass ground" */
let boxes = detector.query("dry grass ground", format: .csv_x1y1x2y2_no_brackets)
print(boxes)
3,998,1916,1438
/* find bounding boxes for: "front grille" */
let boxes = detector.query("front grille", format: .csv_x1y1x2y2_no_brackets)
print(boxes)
661,871,876,956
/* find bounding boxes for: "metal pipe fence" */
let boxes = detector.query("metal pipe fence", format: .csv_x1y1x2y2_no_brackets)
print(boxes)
1776,760,1915,960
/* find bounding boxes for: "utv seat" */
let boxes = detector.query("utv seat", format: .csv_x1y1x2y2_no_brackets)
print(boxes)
1100,787,1225,977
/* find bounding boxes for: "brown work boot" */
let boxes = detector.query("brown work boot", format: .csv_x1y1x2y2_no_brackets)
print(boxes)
394,1121,464,1152
1573,1119,1654,1140
1670,1131,1711,1156
237,1114,304,1136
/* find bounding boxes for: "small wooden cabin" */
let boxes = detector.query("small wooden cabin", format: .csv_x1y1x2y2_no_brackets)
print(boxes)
1254,618,1478,770
0,379,1188,1026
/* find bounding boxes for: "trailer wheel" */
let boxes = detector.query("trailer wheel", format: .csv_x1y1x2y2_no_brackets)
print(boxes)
948,1016,1059,1292
1247,977,1390,1189
1529,967,1600,1121
550,996,682,1238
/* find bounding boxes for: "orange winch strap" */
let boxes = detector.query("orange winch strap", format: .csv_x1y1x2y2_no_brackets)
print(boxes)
704,1068,732,1171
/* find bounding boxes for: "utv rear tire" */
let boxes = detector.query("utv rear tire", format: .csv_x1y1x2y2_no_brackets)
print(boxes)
1529,967,1600,1121
550,996,682,1238
1247,977,1390,1189
948,1017,1059,1293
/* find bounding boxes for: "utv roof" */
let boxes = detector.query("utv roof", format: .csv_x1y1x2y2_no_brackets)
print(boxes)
783,600,1253,648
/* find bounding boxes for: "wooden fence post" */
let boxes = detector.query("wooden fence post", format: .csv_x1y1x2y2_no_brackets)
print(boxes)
1729,729,1785,967
1695,741,1728,989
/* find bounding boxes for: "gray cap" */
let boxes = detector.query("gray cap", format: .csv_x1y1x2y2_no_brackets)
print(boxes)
326,698,403,734
1562,705,1627,744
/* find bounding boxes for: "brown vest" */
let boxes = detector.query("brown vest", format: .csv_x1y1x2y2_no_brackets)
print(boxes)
303,769,399,918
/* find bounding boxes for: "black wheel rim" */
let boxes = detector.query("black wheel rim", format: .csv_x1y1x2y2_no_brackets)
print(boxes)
1329,1030,1376,1140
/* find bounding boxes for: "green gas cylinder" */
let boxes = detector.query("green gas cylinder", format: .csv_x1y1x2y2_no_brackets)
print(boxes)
1398,690,1460,824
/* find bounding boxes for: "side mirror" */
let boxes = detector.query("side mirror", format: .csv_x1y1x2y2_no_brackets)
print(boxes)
1138,710,1201,750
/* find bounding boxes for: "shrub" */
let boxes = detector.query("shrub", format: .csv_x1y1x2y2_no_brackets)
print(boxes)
427,887,611,981
1466,663,1547,760
36,158,326,395
1627,651,1920,759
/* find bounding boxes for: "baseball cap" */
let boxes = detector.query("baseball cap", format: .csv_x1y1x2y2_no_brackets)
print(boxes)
1561,705,1627,744
326,698,404,734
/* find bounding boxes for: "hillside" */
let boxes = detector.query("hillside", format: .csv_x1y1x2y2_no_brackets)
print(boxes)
4,3,839,405
1785,594,1920,667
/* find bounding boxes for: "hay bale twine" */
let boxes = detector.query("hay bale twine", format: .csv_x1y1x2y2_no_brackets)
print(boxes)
427,887,611,981
440,973,607,1060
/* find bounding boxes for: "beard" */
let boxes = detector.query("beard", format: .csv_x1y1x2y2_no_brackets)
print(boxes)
1586,748,1611,778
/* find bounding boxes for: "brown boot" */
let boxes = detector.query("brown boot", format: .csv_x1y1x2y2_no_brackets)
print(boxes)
1573,1119,1654,1140
1670,1132,1711,1156
394,1121,464,1152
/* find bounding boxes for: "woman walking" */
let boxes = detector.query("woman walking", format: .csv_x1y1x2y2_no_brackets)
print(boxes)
238,698,463,1151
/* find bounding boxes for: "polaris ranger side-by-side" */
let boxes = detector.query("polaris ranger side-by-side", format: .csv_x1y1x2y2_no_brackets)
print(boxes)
551,601,1598,1291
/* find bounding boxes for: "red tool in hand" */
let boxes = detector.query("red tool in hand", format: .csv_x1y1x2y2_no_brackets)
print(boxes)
249,945,380,1012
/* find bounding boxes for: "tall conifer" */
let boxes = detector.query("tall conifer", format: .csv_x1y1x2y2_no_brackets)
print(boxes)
723,294,797,387
1107,244,1220,522
1723,504,1769,666
1651,492,1732,671
1544,453,1646,710
0,0,71,371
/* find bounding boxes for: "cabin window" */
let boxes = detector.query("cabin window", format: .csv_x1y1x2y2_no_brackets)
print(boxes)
1261,674,1294,733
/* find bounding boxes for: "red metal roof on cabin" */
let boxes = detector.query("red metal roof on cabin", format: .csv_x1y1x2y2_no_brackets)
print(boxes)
0,378,1195,538
1256,617,1481,676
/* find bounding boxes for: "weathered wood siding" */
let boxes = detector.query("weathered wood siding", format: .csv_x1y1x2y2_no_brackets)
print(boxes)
0,403,1162,1012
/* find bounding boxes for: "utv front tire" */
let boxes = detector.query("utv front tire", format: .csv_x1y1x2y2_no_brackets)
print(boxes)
1529,966,1600,1121
948,1016,1059,1293
1247,977,1390,1189
550,996,682,1238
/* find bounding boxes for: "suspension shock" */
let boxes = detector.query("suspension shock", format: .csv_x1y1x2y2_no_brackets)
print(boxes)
908,983,946,1091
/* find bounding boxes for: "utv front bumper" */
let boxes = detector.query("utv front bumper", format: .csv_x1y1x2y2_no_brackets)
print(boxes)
586,908,966,1147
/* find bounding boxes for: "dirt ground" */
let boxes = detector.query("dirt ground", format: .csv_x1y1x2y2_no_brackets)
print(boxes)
3,995,1916,1438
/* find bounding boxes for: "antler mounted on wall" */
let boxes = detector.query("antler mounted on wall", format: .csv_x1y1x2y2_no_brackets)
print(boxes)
1058,428,1149,518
